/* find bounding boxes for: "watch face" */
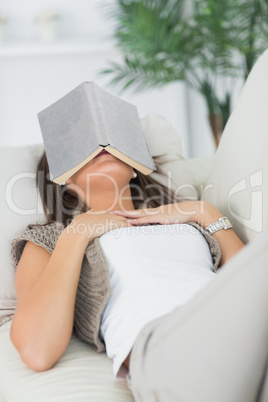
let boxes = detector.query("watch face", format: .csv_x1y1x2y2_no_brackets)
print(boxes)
222,217,232,228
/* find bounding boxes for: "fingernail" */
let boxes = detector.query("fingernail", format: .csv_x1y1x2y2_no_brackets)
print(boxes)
110,211,122,214
126,220,134,223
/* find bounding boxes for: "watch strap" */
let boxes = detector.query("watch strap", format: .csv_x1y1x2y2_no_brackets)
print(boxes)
205,217,233,235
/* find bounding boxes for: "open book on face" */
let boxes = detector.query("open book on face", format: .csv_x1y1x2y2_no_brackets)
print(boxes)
37,82,156,184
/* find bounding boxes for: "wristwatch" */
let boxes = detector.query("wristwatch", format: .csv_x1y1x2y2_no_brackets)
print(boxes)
205,216,233,235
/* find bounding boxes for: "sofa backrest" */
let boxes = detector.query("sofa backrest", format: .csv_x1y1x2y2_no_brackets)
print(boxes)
203,49,268,244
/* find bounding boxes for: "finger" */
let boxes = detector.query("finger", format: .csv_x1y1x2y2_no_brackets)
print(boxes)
128,216,183,226
110,210,144,217
126,214,162,225
111,208,159,218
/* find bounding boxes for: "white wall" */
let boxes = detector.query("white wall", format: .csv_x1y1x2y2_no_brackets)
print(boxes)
0,0,115,41
0,0,220,158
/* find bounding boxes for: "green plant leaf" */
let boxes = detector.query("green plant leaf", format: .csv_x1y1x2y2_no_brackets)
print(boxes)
100,0,268,137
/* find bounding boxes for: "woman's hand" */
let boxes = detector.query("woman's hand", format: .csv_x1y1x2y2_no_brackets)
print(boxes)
66,209,133,245
112,201,223,228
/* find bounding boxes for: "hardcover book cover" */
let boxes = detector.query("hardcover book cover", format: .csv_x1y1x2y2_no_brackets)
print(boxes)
37,82,156,184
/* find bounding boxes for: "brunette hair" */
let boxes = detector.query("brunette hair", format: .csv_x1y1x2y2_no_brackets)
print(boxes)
33,151,181,228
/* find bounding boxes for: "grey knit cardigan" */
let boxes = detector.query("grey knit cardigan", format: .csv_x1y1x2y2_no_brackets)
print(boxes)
10,220,221,353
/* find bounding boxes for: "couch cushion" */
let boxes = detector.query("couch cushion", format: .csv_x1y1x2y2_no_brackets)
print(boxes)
0,321,134,402
203,49,268,244
0,144,46,326
140,113,198,200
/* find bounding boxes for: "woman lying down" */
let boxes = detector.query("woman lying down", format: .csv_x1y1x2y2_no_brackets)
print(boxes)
11,83,261,402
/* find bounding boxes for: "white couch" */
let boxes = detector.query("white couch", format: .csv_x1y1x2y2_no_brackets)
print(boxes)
0,48,268,401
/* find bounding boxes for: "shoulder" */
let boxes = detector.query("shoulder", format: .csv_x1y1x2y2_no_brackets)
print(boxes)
10,221,65,268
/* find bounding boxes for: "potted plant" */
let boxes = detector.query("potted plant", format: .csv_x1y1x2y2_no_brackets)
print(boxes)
102,0,268,147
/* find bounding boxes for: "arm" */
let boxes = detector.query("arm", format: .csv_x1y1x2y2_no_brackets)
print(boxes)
10,229,90,372
112,201,245,267
192,201,245,267
10,210,131,372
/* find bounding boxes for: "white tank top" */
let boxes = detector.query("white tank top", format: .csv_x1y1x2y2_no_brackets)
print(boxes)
99,223,215,379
